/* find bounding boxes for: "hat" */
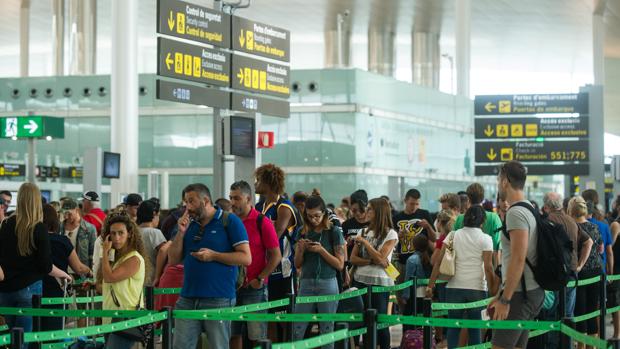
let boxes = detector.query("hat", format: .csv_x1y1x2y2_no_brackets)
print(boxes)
82,191,100,202
124,193,143,206
60,198,78,213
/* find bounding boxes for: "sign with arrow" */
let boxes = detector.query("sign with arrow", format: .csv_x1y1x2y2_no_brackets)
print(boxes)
156,0,230,49
232,16,290,62
474,117,589,139
156,79,230,109
157,37,231,87
475,163,589,176
231,91,290,118
0,116,64,139
231,55,290,98
474,93,588,116
475,140,589,163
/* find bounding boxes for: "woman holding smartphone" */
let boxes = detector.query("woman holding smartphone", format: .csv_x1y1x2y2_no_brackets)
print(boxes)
101,211,149,349
350,198,399,349
293,195,345,348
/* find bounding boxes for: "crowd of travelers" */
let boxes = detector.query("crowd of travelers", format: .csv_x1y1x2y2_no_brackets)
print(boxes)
0,160,619,349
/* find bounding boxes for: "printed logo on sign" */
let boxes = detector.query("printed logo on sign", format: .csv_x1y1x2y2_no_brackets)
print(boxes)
499,100,511,114
397,219,424,254
5,118,17,138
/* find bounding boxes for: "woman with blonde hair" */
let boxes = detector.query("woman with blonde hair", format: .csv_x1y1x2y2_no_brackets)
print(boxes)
100,210,150,349
0,183,70,335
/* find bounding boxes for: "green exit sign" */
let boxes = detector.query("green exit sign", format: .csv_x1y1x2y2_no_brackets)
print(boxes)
0,116,64,139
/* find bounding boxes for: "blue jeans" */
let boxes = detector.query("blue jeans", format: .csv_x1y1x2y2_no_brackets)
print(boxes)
105,333,136,349
566,284,576,318
173,296,235,349
353,281,390,349
446,288,487,349
294,278,339,349
0,280,42,333
232,285,268,340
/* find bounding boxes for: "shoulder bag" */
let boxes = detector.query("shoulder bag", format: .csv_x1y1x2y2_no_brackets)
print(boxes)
439,233,456,277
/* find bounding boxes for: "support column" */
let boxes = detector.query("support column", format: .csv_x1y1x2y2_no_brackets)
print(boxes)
412,32,440,88
20,0,30,77
368,31,395,76
455,0,471,97
52,0,64,76
324,3,352,68
580,85,605,203
69,0,97,75
110,0,138,204
593,0,606,85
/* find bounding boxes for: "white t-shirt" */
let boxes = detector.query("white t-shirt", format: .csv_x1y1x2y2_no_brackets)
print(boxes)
139,227,167,285
93,236,115,280
66,226,79,248
354,228,398,286
446,227,493,291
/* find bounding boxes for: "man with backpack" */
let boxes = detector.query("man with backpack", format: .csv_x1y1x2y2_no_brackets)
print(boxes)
490,161,547,349
229,181,282,349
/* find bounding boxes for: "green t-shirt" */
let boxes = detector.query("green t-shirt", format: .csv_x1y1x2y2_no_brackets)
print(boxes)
301,226,345,279
453,211,502,251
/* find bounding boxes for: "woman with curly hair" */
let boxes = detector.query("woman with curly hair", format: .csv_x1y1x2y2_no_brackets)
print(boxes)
101,211,150,349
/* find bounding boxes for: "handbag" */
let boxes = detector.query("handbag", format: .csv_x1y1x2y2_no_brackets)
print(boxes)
438,233,456,277
110,286,153,346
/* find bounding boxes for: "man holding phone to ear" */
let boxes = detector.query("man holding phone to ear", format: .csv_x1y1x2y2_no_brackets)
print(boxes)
168,183,251,349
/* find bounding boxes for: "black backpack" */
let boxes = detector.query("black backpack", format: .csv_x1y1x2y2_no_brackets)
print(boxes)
503,202,573,292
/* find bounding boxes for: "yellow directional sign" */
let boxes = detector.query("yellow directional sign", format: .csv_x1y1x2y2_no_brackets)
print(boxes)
501,148,513,161
486,148,497,161
157,38,230,87
239,29,245,48
232,55,289,98
511,124,523,137
497,124,509,137
232,16,290,62
525,123,538,137
157,0,230,48
167,11,175,31
499,100,511,113
484,125,494,137
484,102,496,113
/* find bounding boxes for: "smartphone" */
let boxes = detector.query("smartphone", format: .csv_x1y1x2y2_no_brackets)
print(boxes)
485,305,495,320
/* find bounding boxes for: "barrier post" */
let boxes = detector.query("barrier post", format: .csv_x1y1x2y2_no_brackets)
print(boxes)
145,286,155,349
560,317,575,349
558,284,566,318
423,298,432,349
335,322,349,349
287,293,296,342
365,286,373,309
256,339,272,348
409,276,417,316
10,328,23,349
32,294,41,349
161,306,173,349
600,272,607,341
363,309,377,349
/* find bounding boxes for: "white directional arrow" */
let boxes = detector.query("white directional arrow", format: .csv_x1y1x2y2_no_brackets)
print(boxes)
24,119,39,134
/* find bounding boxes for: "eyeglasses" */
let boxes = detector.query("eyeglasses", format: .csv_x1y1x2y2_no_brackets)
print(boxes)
307,212,324,220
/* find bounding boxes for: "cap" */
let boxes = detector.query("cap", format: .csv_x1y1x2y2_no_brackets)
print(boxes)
124,193,143,206
82,191,100,202
60,198,78,213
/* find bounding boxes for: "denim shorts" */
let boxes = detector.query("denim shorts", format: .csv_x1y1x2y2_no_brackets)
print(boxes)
232,285,268,340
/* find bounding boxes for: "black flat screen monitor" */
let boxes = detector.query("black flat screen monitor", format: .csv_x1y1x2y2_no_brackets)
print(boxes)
230,117,255,158
103,152,121,178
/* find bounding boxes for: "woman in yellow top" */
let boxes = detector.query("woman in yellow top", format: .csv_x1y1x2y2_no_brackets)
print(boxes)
101,212,149,349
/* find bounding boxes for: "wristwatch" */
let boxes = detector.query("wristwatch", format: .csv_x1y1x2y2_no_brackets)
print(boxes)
499,295,511,305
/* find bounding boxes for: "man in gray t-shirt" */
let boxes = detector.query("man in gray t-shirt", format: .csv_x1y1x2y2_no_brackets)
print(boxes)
491,161,544,349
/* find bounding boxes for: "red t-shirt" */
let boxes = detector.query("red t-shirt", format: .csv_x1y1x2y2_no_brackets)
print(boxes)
243,208,280,286
435,234,447,250
83,208,106,235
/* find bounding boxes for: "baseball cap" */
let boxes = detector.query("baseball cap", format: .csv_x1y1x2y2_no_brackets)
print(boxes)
60,198,78,213
124,193,143,206
82,191,100,202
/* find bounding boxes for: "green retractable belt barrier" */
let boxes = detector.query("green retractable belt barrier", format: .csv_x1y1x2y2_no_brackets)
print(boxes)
432,297,494,311
173,311,363,322
41,296,103,305
0,307,153,318
378,315,560,331
296,288,367,304
153,287,182,295
566,275,601,288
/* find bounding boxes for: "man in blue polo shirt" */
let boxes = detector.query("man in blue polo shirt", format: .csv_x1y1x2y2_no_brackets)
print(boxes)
168,183,251,349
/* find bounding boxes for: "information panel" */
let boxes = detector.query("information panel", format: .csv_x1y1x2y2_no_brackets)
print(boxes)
474,93,588,115
475,164,589,176
157,37,231,87
474,117,589,139
475,140,589,163
157,0,230,48
156,79,230,109
231,92,289,118
232,16,290,62
231,55,290,98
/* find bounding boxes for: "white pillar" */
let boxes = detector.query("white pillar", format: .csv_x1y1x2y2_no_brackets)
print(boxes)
52,0,64,76
593,8,605,85
455,0,471,97
20,0,30,77
110,0,138,205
